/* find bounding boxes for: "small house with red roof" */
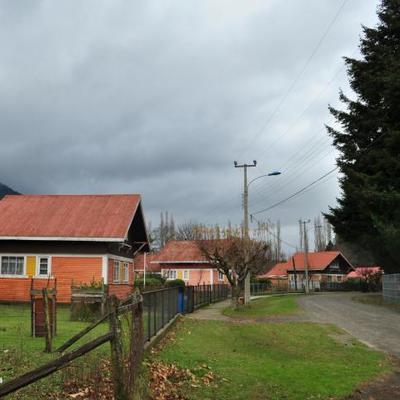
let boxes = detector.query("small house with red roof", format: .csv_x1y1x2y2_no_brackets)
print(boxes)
150,240,228,285
258,262,289,289
0,194,149,303
286,251,354,289
259,251,354,290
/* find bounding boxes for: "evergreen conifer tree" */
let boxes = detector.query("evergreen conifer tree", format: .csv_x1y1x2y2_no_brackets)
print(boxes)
326,0,400,273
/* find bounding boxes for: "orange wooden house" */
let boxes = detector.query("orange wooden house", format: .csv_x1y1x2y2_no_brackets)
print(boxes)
0,194,149,303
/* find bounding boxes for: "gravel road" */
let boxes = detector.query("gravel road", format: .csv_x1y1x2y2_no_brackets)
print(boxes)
298,292,400,357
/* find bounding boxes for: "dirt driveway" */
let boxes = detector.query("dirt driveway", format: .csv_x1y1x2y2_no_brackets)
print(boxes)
298,292,400,357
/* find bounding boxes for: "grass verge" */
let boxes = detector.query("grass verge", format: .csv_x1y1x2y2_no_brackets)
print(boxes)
352,294,400,313
0,303,110,399
222,294,300,318
152,318,392,400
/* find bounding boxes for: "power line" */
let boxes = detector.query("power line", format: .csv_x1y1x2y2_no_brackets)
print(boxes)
251,144,335,208
251,130,389,217
251,166,339,216
239,0,350,161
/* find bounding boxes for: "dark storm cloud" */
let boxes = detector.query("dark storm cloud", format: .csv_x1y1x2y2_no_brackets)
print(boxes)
0,0,380,250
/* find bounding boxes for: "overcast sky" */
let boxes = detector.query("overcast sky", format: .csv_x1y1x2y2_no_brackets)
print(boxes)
0,0,380,252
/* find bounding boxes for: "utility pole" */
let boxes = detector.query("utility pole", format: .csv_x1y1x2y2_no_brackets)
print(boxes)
301,219,311,294
234,160,257,304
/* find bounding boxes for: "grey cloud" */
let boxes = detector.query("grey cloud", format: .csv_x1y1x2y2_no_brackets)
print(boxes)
0,0,380,251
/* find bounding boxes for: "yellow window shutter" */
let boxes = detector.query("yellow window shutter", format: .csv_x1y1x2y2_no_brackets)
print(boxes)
177,270,183,280
26,256,36,277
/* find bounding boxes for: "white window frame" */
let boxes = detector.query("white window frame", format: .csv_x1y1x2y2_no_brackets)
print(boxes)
113,260,120,283
330,262,339,270
36,256,51,276
164,270,176,280
123,262,129,283
183,270,189,281
218,271,224,281
0,256,25,277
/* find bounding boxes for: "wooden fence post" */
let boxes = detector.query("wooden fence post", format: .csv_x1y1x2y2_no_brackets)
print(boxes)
109,295,128,400
42,288,52,353
128,292,144,396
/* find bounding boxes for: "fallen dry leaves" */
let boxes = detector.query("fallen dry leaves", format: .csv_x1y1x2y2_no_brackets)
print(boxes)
148,361,217,400
49,359,115,400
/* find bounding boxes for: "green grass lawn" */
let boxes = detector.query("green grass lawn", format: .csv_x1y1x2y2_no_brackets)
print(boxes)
154,318,392,400
352,293,400,313
222,295,300,318
0,303,110,399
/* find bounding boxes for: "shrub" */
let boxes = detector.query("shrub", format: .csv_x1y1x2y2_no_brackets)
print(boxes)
165,279,186,287
134,277,163,288
146,273,166,284
79,278,104,292
343,278,362,291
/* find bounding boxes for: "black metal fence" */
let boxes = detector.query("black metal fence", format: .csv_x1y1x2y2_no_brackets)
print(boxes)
383,274,400,304
142,284,230,342
142,287,179,342
184,284,230,313
250,283,271,296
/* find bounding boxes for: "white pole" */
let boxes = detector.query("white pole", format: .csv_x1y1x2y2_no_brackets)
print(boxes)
143,252,147,287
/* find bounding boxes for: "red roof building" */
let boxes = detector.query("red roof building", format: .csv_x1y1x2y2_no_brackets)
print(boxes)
0,194,142,240
0,194,149,302
150,240,227,285
133,252,160,275
259,251,354,290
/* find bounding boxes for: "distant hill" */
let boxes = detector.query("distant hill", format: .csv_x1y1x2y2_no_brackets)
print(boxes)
0,182,20,199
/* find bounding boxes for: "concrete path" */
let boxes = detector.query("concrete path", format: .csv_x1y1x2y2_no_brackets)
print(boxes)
298,292,400,357
186,299,231,321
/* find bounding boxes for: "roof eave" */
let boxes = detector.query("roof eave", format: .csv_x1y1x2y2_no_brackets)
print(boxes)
0,236,126,242
152,260,209,264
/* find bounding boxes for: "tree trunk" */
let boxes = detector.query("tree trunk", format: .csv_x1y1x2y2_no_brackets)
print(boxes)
231,284,243,309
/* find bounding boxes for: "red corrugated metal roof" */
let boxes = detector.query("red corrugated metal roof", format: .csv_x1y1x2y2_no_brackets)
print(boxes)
286,251,342,271
260,262,289,278
0,194,141,240
258,251,345,277
134,253,161,272
152,240,207,263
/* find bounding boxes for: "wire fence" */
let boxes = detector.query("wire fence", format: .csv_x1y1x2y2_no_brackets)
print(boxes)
383,274,400,304
0,283,231,398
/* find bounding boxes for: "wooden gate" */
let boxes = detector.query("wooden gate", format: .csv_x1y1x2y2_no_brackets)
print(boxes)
31,280,57,338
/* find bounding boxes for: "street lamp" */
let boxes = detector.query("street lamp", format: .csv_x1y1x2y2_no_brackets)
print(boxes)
247,171,282,187
234,161,282,303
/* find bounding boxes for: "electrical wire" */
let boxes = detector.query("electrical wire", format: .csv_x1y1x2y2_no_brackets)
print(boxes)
238,0,350,162
251,130,389,217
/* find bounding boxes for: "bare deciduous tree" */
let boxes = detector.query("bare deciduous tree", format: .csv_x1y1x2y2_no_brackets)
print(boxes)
197,236,271,308
175,221,205,240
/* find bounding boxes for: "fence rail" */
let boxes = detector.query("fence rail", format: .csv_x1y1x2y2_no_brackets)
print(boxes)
184,284,230,313
383,274,400,304
0,293,142,398
0,283,230,398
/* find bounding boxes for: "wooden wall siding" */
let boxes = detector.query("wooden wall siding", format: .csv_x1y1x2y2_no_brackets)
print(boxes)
0,277,53,302
0,278,32,302
108,284,132,299
52,257,103,303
